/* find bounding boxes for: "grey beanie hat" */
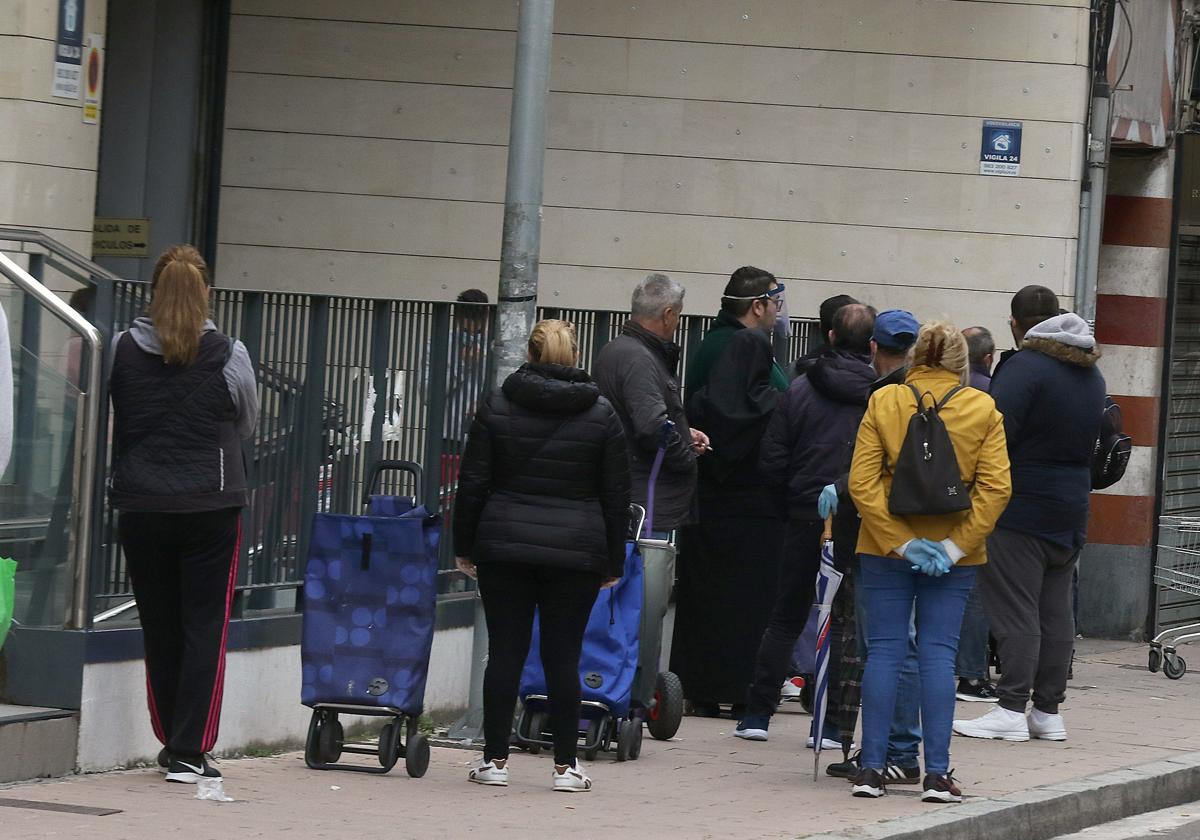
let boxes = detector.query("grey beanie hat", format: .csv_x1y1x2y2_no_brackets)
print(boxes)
1024,312,1096,351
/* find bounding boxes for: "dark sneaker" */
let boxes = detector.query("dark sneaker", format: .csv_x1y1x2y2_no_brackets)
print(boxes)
828,751,919,784
165,754,221,784
733,715,770,741
156,747,170,770
921,772,963,803
851,767,886,798
955,678,999,703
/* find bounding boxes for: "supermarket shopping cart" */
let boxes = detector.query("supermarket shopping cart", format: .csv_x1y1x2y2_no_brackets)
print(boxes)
1149,516,1200,680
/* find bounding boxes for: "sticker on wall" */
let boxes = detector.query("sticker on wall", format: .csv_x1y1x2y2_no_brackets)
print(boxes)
82,34,103,124
980,120,1022,177
52,0,85,99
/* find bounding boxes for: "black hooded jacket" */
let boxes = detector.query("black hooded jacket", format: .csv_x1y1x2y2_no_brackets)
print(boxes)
759,347,877,519
453,363,632,578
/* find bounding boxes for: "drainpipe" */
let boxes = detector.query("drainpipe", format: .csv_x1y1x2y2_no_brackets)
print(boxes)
448,0,556,743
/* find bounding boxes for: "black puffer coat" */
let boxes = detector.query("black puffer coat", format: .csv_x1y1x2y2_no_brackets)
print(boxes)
452,363,632,578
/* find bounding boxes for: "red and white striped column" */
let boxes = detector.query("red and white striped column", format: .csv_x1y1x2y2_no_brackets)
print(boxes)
1081,150,1172,638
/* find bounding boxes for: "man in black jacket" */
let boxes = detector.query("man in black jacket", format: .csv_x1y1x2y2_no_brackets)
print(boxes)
954,291,1105,744
793,294,859,379
594,274,709,536
595,274,710,714
734,303,877,741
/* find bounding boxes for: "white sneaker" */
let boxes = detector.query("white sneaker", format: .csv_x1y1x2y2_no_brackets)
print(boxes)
552,760,592,793
1028,709,1068,741
806,736,847,750
780,677,804,700
953,706,1029,741
468,758,509,786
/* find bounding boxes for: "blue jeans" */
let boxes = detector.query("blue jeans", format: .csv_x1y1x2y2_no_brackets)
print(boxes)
859,555,975,776
955,580,990,681
855,568,921,768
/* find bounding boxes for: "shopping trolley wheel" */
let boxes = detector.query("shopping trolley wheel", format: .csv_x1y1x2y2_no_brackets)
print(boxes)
406,733,431,778
318,714,344,763
528,711,548,755
616,718,638,762
1164,651,1187,680
630,722,644,760
1149,647,1163,674
304,709,330,770
647,671,684,741
378,720,401,771
799,678,814,715
583,719,602,762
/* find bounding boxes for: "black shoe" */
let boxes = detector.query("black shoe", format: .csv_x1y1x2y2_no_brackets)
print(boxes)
921,771,963,803
165,754,221,784
829,751,919,785
156,747,171,770
851,767,886,798
686,701,722,718
955,678,999,703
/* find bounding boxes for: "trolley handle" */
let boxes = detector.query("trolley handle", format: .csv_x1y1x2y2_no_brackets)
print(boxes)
362,460,424,508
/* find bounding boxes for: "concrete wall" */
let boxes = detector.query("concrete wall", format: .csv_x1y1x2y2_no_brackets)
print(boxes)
76,625,472,771
217,0,1090,341
0,0,107,258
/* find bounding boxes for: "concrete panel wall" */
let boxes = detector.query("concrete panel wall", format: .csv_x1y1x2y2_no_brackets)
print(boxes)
0,0,107,256
218,0,1090,341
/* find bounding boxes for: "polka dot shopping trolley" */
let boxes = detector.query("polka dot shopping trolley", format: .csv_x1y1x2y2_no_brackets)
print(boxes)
300,460,439,777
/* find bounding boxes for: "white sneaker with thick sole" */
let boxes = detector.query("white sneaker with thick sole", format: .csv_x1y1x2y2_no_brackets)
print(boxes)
553,761,592,792
468,759,509,786
952,706,1030,742
1028,709,1068,741
780,677,804,700
806,736,849,750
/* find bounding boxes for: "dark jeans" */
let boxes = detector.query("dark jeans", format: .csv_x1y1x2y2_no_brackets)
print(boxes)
980,528,1077,714
859,555,975,777
955,580,991,681
119,508,241,757
744,517,824,718
476,562,601,766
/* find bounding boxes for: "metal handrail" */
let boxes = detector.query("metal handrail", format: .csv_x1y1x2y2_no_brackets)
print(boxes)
0,252,103,629
0,226,125,287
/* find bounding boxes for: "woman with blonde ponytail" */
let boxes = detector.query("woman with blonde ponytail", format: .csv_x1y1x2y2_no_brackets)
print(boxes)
454,318,631,793
847,321,1011,804
108,245,259,785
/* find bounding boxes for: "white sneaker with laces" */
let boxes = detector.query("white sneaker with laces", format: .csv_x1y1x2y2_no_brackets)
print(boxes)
780,677,803,700
806,735,848,750
1027,709,1067,741
468,758,509,786
953,706,1030,742
552,760,593,792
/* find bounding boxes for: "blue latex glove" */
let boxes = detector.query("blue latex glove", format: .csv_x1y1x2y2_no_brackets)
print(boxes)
903,539,951,577
817,484,839,519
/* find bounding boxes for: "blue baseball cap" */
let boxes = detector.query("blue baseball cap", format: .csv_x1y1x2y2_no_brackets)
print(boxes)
873,309,919,350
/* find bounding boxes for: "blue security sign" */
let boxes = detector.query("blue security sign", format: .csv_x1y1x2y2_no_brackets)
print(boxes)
980,120,1022,177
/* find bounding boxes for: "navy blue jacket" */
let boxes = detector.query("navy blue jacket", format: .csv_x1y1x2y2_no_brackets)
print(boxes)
990,339,1106,549
759,348,876,519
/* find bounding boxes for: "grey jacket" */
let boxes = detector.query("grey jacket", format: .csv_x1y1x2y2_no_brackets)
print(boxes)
594,321,697,531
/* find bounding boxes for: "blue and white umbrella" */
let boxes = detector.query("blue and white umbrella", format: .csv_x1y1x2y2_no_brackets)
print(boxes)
812,519,844,781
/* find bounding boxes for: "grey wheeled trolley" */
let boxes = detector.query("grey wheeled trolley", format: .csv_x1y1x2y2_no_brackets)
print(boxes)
1149,516,1200,680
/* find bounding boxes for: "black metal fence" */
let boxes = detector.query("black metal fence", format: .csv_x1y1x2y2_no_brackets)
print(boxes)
92,286,816,619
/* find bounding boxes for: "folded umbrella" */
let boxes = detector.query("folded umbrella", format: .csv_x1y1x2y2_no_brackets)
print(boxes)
811,518,844,782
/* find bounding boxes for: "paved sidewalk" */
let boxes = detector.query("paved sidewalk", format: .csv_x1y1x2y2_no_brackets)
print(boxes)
3,641,1199,840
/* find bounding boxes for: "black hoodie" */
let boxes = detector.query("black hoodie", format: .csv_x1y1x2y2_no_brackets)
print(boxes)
758,348,877,519
453,363,632,578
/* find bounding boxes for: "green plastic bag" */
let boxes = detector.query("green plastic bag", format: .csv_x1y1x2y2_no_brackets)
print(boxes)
0,557,15,651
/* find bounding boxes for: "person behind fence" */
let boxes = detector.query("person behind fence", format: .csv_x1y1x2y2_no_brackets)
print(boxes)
734,303,877,744
953,292,1105,744
671,266,788,717
108,245,259,785
848,321,1011,803
955,325,999,703
453,319,631,793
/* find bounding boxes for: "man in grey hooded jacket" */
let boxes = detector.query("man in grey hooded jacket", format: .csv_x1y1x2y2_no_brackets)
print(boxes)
954,289,1105,744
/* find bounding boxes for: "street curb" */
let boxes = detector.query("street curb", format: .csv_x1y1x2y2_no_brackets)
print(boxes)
801,751,1200,840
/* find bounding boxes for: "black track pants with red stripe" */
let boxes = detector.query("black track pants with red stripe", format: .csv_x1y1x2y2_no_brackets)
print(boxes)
119,508,241,758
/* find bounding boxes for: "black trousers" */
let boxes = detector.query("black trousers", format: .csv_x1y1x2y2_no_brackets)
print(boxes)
745,517,826,717
476,562,601,766
119,508,241,758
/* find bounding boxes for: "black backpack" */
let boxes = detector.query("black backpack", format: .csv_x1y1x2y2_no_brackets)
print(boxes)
1091,397,1132,490
888,385,972,517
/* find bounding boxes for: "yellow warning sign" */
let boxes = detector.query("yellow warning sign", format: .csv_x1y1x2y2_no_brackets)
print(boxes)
93,217,150,257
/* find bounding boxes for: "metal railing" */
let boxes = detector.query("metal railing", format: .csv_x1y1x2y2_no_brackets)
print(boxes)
1,228,817,626
0,249,102,629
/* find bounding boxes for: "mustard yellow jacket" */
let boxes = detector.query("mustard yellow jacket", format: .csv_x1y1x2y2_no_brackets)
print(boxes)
849,366,1012,566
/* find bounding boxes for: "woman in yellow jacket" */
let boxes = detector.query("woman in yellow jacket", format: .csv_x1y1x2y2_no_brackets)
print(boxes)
848,322,1011,804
